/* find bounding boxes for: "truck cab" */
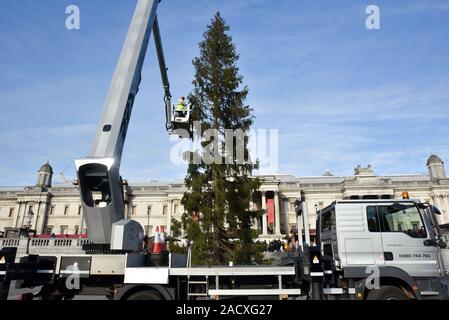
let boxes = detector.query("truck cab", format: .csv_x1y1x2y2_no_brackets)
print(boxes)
317,199,449,300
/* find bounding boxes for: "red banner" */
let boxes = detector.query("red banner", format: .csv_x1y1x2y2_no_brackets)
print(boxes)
267,198,275,225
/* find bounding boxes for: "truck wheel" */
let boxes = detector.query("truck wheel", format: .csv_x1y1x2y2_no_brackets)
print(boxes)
126,290,163,300
366,286,409,300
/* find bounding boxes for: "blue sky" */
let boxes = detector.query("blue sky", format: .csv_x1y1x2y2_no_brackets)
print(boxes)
1,0,449,186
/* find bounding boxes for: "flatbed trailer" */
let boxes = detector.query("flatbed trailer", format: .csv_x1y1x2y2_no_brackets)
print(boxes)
0,237,304,300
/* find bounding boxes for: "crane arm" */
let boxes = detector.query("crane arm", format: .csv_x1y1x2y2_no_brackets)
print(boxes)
153,17,174,132
75,0,175,245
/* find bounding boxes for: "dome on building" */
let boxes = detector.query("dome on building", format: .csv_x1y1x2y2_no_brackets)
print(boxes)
36,161,53,189
427,154,443,166
323,170,334,177
38,161,53,174
427,154,446,180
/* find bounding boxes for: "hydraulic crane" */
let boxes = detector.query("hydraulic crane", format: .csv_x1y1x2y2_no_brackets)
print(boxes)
75,0,191,248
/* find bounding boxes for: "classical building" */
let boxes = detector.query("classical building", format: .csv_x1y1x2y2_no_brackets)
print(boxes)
1,155,449,241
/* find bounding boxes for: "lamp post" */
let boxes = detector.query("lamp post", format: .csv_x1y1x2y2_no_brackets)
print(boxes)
314,203,319,246
146,206,151,237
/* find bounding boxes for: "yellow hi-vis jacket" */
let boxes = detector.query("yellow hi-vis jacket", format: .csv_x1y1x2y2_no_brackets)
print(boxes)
175,100,187,112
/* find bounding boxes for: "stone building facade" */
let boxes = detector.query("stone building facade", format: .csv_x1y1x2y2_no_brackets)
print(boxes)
1,155,449,241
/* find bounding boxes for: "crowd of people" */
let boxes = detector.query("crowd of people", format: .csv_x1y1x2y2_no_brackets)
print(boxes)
255,236,303,253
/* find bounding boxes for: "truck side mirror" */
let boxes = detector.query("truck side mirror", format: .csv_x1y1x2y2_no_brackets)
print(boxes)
431,205,442,215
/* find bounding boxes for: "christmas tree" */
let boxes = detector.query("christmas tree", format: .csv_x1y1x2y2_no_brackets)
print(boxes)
181,12,262,266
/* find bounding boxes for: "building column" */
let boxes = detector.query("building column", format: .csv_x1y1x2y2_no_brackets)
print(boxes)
274,192,281,235
13,202,22,228
283,199,290,234
32,202,41,232
302,201,311,245
40,201,50,234
168,200,173,236
436,195,445,224
20,202,29,228
261,192,268,235
443,195,449,224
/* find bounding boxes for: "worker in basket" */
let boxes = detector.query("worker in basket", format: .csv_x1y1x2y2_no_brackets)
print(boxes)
175,96,188,117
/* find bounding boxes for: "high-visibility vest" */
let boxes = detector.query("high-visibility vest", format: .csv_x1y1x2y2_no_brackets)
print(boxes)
175,101,187,111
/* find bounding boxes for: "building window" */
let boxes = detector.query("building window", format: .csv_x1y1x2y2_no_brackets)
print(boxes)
163,205,168,215
60,225,68,235
9,208,15,218
28,206,34,215
131,205,137,215
49,205,55,215
78,205,82,216
74,225,79,235
174,204,179,214
64,205,69,216
46,226,54,235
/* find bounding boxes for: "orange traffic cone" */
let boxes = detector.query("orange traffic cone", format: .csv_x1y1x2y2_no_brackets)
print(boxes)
151,226,166,254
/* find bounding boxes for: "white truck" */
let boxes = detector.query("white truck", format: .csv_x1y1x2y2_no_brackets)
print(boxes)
0,0,448,301
315,198,449,300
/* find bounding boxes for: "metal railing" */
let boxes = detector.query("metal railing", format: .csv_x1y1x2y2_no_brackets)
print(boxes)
0,238,92,256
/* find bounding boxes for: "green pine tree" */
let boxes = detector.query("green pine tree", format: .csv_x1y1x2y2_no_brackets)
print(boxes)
181,12,262,266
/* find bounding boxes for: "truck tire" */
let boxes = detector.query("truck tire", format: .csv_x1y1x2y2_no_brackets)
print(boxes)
366,286,409,300
126,290,163,300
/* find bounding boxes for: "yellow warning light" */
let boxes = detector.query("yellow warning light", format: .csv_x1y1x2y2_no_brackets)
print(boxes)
402,191,410,199
313,256,319,264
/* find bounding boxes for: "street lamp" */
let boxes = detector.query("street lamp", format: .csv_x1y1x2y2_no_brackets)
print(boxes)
146,205,152,236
